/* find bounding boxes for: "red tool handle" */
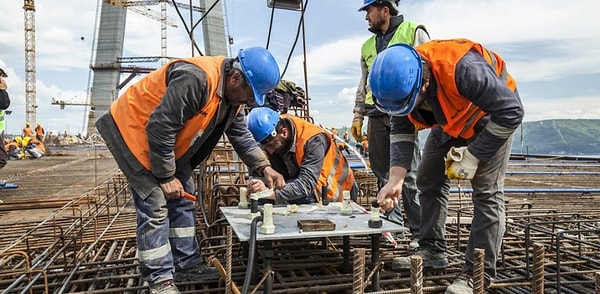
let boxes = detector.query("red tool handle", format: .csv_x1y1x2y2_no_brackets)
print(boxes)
184,192,196,201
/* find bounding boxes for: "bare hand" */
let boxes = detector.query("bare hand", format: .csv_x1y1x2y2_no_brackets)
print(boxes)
247,179,276,200
262,166,285,189
377,183,401,213
0,78,7,90
160,178,184,200
247,178,267,194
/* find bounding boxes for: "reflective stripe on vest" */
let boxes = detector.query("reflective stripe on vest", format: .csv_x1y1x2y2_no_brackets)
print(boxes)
284,115,355,202
410,38,517,139
361,21,421,105
110,56,227,170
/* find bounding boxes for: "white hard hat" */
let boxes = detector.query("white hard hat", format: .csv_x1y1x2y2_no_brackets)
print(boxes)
0,59,7,77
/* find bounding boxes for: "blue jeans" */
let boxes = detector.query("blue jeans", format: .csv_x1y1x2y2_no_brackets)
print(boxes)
133,184,201,284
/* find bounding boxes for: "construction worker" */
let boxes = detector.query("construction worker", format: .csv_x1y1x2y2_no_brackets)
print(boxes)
331,127,338,137
370,40,524,293
22,122,33,139
95,46,285,294
352,0,429,248
35,122,45,142
361,134,369,157
246,107,358,204
337,140,351,155
0,59,10,169
5,136,22,160
25,137,45,159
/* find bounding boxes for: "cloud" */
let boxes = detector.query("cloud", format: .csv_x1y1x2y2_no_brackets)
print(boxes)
522,94,600,122
1,0,599,135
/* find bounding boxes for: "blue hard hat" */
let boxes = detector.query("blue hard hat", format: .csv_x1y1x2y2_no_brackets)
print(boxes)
247,107,280,144
369,43,423,116
238,47,281,106
358,0,398,11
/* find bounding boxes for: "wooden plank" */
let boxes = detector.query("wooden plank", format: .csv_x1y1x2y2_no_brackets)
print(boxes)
297,219,336,231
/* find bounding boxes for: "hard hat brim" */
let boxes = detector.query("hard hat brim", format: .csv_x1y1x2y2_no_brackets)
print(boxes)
374,83,419,116
374,63,422,116
358,0,398,11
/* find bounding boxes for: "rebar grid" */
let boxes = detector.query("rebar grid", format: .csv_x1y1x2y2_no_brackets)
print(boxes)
1,156,599,293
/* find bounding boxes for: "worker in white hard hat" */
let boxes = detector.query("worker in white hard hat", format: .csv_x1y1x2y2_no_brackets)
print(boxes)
0,59,11,170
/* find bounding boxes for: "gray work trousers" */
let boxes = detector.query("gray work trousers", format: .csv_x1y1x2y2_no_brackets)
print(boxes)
417,126,511,279
368,115,421,236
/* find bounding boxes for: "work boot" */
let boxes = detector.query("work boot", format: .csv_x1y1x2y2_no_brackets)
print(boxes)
174,264,220,282
408,237,419,250
445,271,474,294
149,279,180,294
391,248,449,271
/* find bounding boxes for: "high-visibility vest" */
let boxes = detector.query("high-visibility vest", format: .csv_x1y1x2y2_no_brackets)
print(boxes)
361,20,422,105
410,38,517,139
0,111,5,134
110,56,237,170
284,115,355,202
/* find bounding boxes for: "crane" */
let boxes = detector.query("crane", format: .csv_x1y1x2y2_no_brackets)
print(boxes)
106,0,178,65
23,0,36,126
51,98,93,110
106,0,178,27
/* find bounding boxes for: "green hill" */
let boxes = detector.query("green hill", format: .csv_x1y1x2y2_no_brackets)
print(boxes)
512,119,600,156
337,119,600,157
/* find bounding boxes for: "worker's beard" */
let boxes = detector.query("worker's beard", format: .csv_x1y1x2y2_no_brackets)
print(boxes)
273,139,291,156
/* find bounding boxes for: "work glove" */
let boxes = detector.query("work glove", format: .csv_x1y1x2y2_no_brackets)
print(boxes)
445,146,480,180
351,114,364,142
0,78,7,90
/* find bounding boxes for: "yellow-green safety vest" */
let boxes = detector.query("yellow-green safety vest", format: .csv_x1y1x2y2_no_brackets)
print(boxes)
361,20,421,105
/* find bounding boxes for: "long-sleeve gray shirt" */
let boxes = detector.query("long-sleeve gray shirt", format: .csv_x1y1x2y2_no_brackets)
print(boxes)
390,49,524,169
97,60,270,198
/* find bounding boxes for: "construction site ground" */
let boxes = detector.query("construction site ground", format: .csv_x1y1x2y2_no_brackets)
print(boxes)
0,144,599,293
0,146,119,224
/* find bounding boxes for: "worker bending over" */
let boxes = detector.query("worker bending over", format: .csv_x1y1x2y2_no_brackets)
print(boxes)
370,40,523,293
96,46,285,294
246,107,358,204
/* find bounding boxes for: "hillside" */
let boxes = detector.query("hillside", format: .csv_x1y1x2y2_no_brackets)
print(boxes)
511,119,600,156
337,119,600,157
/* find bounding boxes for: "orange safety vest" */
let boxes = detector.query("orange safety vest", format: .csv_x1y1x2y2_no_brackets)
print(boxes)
5,141,19,152
284,115,355,202
29,138,45,153
35,126,44,136
410,39,517,139
361,140,368,151
110,56,238,170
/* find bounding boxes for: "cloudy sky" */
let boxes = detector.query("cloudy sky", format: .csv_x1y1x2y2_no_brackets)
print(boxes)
0,0,599,136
